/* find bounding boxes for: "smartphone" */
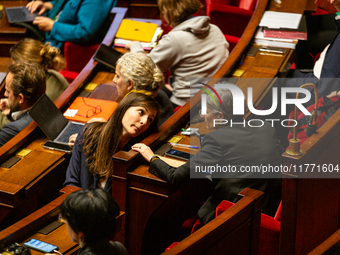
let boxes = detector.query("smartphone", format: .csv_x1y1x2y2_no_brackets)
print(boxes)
23,239,59,253
165,149,192,161
43,140,72,154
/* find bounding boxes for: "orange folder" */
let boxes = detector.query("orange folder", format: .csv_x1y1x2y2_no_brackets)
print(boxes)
64,97,118,123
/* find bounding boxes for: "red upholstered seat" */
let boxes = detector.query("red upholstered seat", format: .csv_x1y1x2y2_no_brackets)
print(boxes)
60,42,100,83
167,199,282,254
259,202,281,255
205,0,257,51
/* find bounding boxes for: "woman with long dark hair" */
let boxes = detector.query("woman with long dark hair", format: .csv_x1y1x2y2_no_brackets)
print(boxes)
64,93,159,192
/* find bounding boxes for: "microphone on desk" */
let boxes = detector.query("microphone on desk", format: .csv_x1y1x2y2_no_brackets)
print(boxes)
286,83,318,156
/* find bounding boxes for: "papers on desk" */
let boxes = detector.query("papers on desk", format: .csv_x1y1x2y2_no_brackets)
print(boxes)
254,28,297,49
257,11,307,43
254,11,308,49
158,156,186,167
259,11,302,29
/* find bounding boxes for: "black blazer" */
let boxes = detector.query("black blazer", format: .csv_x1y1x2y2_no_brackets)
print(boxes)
149,122,282,224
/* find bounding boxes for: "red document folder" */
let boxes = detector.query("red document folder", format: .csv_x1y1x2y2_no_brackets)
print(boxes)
263,16,307,40
64,97,118,123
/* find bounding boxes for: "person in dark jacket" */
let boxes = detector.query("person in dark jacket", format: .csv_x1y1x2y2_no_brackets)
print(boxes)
59,189,129,255
0,62,46,146
133,88,282,254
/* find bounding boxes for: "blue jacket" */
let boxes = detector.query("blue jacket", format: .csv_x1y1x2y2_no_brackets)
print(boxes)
46,0,117,48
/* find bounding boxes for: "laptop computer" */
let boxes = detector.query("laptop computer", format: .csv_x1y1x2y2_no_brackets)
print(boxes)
29,94,85,153
5,6,47,23
93,44,123,70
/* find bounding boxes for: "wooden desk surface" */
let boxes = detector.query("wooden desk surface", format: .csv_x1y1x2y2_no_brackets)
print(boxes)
0,1,28,57
0,7,126,229
0,57,11,72
0,1,27,34
0,74,119,229
0,186,124,255
0,0,324,253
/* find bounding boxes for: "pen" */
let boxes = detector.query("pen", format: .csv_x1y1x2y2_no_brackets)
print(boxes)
170,143,199,149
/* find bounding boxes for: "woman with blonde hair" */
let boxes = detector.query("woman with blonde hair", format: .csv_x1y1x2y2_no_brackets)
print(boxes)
114,52,174,125
68,52,173,147
9,38,68,102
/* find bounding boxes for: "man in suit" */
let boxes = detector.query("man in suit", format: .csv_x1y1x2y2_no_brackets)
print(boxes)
286,0,340,105
0,62,46,147
133,88,282,254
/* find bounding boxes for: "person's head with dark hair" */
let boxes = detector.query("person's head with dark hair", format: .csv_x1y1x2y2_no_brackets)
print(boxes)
83,93,159,179
60,189,120,246
5,62,46,112
157,0,203,27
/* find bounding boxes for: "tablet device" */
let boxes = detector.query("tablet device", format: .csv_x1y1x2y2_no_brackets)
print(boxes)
5,6,47,23
93,44,123,70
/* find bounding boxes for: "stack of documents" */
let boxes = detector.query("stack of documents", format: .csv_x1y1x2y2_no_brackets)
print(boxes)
254,28,298,49
254,11,307,49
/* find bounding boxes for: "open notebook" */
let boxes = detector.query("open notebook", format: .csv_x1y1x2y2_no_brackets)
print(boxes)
29,94,85,153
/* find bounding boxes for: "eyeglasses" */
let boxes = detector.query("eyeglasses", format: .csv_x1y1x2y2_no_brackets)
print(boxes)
75,97,102,118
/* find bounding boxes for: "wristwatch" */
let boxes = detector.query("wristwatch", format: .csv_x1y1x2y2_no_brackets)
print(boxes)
150,155,160,162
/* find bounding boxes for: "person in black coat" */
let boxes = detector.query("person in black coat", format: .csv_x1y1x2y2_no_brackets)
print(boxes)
132,88,282,254
285,0,340,106
59,189,128,255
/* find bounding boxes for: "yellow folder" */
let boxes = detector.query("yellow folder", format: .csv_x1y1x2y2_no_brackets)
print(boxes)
116,19,158,43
